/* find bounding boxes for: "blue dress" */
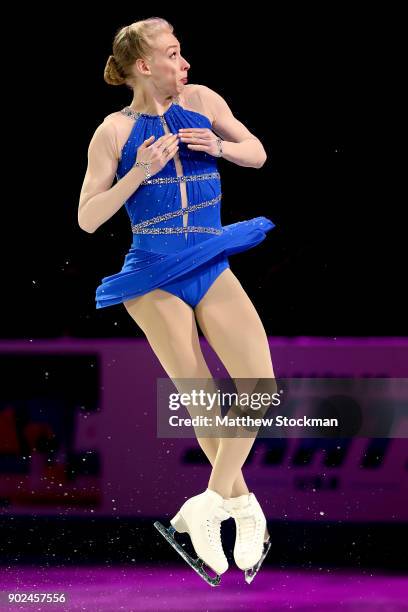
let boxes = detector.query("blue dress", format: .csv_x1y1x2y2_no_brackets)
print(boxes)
95,98,276,309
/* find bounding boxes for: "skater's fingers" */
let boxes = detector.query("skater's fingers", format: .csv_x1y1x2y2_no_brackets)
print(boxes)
150,134,178,152
140,135,155,148
158,140,179,158
158,133,180,144
167,142,179,157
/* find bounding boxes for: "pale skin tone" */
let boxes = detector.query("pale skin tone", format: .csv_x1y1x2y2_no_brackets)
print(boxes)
120,29,275,539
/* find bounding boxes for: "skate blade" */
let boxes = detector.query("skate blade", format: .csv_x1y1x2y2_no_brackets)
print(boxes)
154,521,221,587
244,537,271,585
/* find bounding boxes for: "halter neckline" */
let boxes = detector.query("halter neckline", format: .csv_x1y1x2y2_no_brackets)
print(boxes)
123,95,181,118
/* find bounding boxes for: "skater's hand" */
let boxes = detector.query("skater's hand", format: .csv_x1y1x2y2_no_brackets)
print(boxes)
177,127,222,157
135,133,180,177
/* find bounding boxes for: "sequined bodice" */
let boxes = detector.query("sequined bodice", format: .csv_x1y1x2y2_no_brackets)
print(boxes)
116,97,223,254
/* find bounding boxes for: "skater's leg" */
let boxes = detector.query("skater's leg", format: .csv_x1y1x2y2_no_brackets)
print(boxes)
194,268,276,380
195,436,249,498
207,377,276,501
208,426,261,499
195,268,277,539
123,289,250,497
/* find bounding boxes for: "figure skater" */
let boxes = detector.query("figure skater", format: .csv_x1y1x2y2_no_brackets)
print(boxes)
78,17,276,586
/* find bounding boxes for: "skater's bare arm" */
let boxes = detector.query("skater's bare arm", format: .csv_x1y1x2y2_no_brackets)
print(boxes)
198,85,267,169
78,120,146,234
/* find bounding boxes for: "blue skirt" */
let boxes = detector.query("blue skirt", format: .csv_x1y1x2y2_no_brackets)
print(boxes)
95,216,275,309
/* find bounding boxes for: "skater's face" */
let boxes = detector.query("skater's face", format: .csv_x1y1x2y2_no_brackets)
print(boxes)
133,31,190,96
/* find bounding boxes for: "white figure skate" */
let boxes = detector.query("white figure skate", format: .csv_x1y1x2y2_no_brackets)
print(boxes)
154,488,230,586
224,492,271,584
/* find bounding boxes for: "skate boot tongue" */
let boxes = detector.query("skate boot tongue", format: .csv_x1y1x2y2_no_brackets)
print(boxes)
232,493,251,507
205,489,231,521
214,506,231,521
224,493,251,515
205,488,224,503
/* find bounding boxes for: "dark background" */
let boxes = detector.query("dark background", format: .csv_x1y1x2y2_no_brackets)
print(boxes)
2,7,405,339
0,6,407,586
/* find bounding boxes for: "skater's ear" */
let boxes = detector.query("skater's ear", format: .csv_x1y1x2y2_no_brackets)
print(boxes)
197,84,261,145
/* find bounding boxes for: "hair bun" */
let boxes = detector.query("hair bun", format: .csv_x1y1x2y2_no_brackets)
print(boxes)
104,17,173,88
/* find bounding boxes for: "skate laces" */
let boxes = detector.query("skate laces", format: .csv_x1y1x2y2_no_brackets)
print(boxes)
205,510,227,553
233,507,263,551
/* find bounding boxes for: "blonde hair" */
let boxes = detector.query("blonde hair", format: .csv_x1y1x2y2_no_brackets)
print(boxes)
104,17,174,88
